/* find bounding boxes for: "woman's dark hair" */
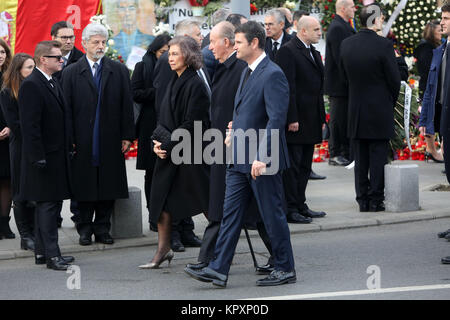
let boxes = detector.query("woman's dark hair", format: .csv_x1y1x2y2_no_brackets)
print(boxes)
423,19,442,47
0,38,12,73
168,36,203,70
2,53,33,100
147,33,172,54
235,21,266,50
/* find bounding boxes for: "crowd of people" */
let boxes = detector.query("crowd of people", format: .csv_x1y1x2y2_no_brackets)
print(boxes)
0,0,449,285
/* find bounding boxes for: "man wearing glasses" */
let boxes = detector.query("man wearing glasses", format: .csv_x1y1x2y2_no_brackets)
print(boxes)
51,21,83,81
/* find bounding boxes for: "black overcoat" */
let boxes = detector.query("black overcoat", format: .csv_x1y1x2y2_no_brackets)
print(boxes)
275,36,326,145
53,46,84,80
131,52,158,171
265,30,292,61
149,67,210,223
0,88,22,199
340,29,401,140
324,15,356,97
61,56,135,201
18,69,71,201
0,73,10,178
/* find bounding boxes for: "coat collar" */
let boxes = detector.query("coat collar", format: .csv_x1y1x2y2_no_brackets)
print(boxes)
334,15,356,33
32,69,64,107
79,55,113,95
293,36,322,71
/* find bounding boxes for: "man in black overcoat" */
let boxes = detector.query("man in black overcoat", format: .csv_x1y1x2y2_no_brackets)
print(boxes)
19,41,74,270
153,19,210,252
324,0,356,166
61,23,134,246
264,9,292,61
340,4,401,212
275,16,327,224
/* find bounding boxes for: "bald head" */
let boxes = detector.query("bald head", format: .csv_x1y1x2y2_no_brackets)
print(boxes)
336,0,356,20
296,16,322,46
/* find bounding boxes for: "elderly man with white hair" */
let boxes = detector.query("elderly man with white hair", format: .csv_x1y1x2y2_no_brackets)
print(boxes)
61,23,135,247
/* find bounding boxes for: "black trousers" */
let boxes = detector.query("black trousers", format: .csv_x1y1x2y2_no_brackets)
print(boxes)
76,200,114,236
34,201,63,258
283,144,314,213
198,220,273,265
444,133,450,184
329,96,350,159
353,139,389,205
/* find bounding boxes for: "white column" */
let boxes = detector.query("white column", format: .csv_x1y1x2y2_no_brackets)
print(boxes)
229,0,250,17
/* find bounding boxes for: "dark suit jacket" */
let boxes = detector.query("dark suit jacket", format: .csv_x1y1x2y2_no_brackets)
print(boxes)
275,36,326,145
61,56,135,201
340,29,401,140
324,15,356,97
53,46,84,80
230,55,290,173
414,39,440,99
18,69,71,201
265,30,292,61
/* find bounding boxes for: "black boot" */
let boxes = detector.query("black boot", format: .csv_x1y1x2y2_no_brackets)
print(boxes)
0,216,16,239
13,201,35,250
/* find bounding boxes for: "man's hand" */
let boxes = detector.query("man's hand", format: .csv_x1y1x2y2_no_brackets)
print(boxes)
288,122,299,132
225,121,233,147
251,160,266,180
153,140,167,159
0,127,10,140
33,159,47,169
122,140,131,153
419,126,427,137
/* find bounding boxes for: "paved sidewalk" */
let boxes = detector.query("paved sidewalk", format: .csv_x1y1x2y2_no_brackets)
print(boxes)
0,159,449,261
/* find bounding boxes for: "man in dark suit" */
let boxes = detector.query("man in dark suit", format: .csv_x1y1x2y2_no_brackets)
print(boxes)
51,21,84,81
19,41,74,270
61,23,135,246
340,4,401,212
153,19,209,252
185,21,296,288
264,9,292,61
324,0,356,166
185,21,275,275
275,16,327,224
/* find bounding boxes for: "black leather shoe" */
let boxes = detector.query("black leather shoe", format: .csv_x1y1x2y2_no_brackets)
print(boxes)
287,212,312,224
79,234,92,246
359,201,370,212
328,156,351,166
369,202,385,212
438,229,450,238
309,170,326,180
182,235,202,247
36,255,75,265
255,263,274,275
184,266,228,288
442,256,450,264
443,170,447,175
20,237,35,251
95,233,114,245
256,270,297,286
300,208,326,218
46,256,70,271
186,262,208,270
171,238,185,252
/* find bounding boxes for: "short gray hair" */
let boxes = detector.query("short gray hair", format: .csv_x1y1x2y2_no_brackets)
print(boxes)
82,23,108,42
212,8,231,26
265,9,285,24
215,21,235,44
174,19,201,37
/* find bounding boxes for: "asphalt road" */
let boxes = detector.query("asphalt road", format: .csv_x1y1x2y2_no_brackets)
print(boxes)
2,218,450,301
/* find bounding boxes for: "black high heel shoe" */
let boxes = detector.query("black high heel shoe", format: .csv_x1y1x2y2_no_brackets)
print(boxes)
139,250,174,269
424,151,444,163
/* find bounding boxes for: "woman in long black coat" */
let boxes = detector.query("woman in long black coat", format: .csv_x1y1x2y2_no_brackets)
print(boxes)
0,38,14,239
131,34,171,226
0,53,36,249
414,20,444,162
139,36,210,269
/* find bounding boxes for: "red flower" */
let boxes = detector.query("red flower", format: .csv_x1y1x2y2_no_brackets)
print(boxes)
331,14,335,18
328,0,332,2
355,5,359,9
250,3,258,14
189,0,208,7
325,5,329,10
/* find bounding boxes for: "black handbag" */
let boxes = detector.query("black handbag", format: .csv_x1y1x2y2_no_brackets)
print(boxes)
151,124,172,151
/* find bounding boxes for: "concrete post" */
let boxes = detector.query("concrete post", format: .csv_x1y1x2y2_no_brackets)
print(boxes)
229,0,250,17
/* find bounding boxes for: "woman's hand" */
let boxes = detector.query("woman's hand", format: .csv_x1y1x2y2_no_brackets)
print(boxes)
419,126,428,137
153,140,167,159
0,127,10,140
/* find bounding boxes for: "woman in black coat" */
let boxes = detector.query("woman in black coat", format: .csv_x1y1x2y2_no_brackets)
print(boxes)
0,53,36,249
131,34,171,227
139,36,210,269
0,38,14,239
414,20,444,162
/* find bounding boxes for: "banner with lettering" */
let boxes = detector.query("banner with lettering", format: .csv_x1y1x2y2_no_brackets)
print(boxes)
0,0,101,54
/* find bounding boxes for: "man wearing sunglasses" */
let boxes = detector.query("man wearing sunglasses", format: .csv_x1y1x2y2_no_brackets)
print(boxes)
51,21,83,81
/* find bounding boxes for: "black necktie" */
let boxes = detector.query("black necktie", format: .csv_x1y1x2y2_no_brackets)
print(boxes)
272,41,279,57
307,48,316,65
49,78,56,88
241,67,252,94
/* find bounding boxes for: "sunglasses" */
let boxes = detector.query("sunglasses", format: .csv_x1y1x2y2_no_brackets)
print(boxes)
44,55,63,61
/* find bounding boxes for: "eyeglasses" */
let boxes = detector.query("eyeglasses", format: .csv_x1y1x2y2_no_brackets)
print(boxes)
44,55,63,61
58,36,75,41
